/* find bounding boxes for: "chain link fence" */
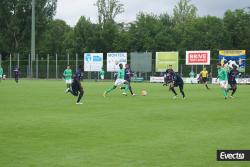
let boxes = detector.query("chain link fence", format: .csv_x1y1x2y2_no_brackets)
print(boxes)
0,53,249,80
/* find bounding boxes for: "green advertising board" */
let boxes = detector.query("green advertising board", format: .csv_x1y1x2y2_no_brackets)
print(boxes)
155,52,179,72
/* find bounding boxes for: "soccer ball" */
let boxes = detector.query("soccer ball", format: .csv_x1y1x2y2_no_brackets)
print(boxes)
141,90,147,96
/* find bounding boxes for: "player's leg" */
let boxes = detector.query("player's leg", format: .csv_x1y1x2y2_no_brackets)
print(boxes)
220,81,228,99
231,84,237,97
104,79,121,96
128,81,135,95
169,83,178,98
76,89,84,104
122,81,134,95
122,81,130,95
205,80,209,90
68,89,78,96
179,84,185,98
15,75,18,83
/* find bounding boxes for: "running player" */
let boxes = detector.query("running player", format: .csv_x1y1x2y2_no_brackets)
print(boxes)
227,64,239,98
120,64,135,96
103,64,129,97
66,75,84,104
13,66,19,83
63,65,73,90
217,63,228,99
0,66,3,82
199,67,210,89
164,68,185,99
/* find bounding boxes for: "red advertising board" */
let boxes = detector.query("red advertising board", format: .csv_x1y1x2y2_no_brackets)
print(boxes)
186,51,210,65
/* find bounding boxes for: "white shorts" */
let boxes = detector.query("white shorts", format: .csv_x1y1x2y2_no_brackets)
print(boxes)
114,79,126,86
65,79,72,84
219,80,228,89
100,75,104,80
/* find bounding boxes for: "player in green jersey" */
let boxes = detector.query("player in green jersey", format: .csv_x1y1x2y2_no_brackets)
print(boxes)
217,63,228,99
99,68,105,80
63,65,73,90
103,64,129,97
0,66,3,82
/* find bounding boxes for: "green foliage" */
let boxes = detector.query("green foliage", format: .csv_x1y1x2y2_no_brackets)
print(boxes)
0,0,57,58
0,0,250,60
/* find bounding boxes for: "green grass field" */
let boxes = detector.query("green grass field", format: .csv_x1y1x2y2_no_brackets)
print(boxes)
0,80,250,167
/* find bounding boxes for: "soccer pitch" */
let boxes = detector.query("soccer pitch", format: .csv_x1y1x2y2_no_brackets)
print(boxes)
0,80,250,167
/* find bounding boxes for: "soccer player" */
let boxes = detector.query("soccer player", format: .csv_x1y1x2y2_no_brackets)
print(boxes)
0,66,3,82
217,63,228,99
227,64,239,98
75,65,82,81
13,66,19,83
103,63,129,97
164,68,185,99
63,65,73,90
189,70,195,84
199,67,210,89
99,67,105,80
120,64,136,96
66,75,84,104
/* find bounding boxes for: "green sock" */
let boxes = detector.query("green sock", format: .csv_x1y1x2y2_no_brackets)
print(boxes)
106,86,115,94
125,84,129,93
222,89,227,97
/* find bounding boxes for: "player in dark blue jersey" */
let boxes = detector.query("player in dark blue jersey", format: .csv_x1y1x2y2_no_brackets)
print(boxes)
163,66,185,99
227,64,239,98
66,75,84,104
120,64,135,96
13,66,20,83
75,65,82,81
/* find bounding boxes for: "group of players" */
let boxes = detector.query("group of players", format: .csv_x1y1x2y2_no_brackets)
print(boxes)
0,65,20,83
62,61,240,104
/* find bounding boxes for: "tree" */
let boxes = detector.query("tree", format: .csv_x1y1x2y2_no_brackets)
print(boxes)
0,0,57,58
95,0,124,24
37,19,71,56
223,9,250,49
173,0,197,24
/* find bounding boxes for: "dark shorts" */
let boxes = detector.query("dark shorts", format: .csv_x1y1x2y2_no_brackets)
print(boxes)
202,77,207,83
229,80,237,85
174,82,184,89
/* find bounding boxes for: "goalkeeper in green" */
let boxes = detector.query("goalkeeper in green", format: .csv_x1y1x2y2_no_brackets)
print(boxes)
217,63,228,99
103,64,129,97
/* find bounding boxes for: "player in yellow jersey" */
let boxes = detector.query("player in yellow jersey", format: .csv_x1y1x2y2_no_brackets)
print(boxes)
199,67,210,90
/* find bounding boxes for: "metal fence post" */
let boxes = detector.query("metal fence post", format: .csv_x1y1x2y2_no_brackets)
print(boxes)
47,54,49,79
9,54,12,78
28,54,30,78
56,53,58,79
17,53,20,68
76,53,78,71
36,54,38,79
67,53,69,65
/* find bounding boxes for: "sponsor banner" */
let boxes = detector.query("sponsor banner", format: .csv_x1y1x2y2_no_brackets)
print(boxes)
150,77,250,84
150,76,164,83
84,53,103,72
131,52,152,72
212,78,250,84
186,50,210,65
219,50,246,72
156,52,178,72
107,53,127,72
